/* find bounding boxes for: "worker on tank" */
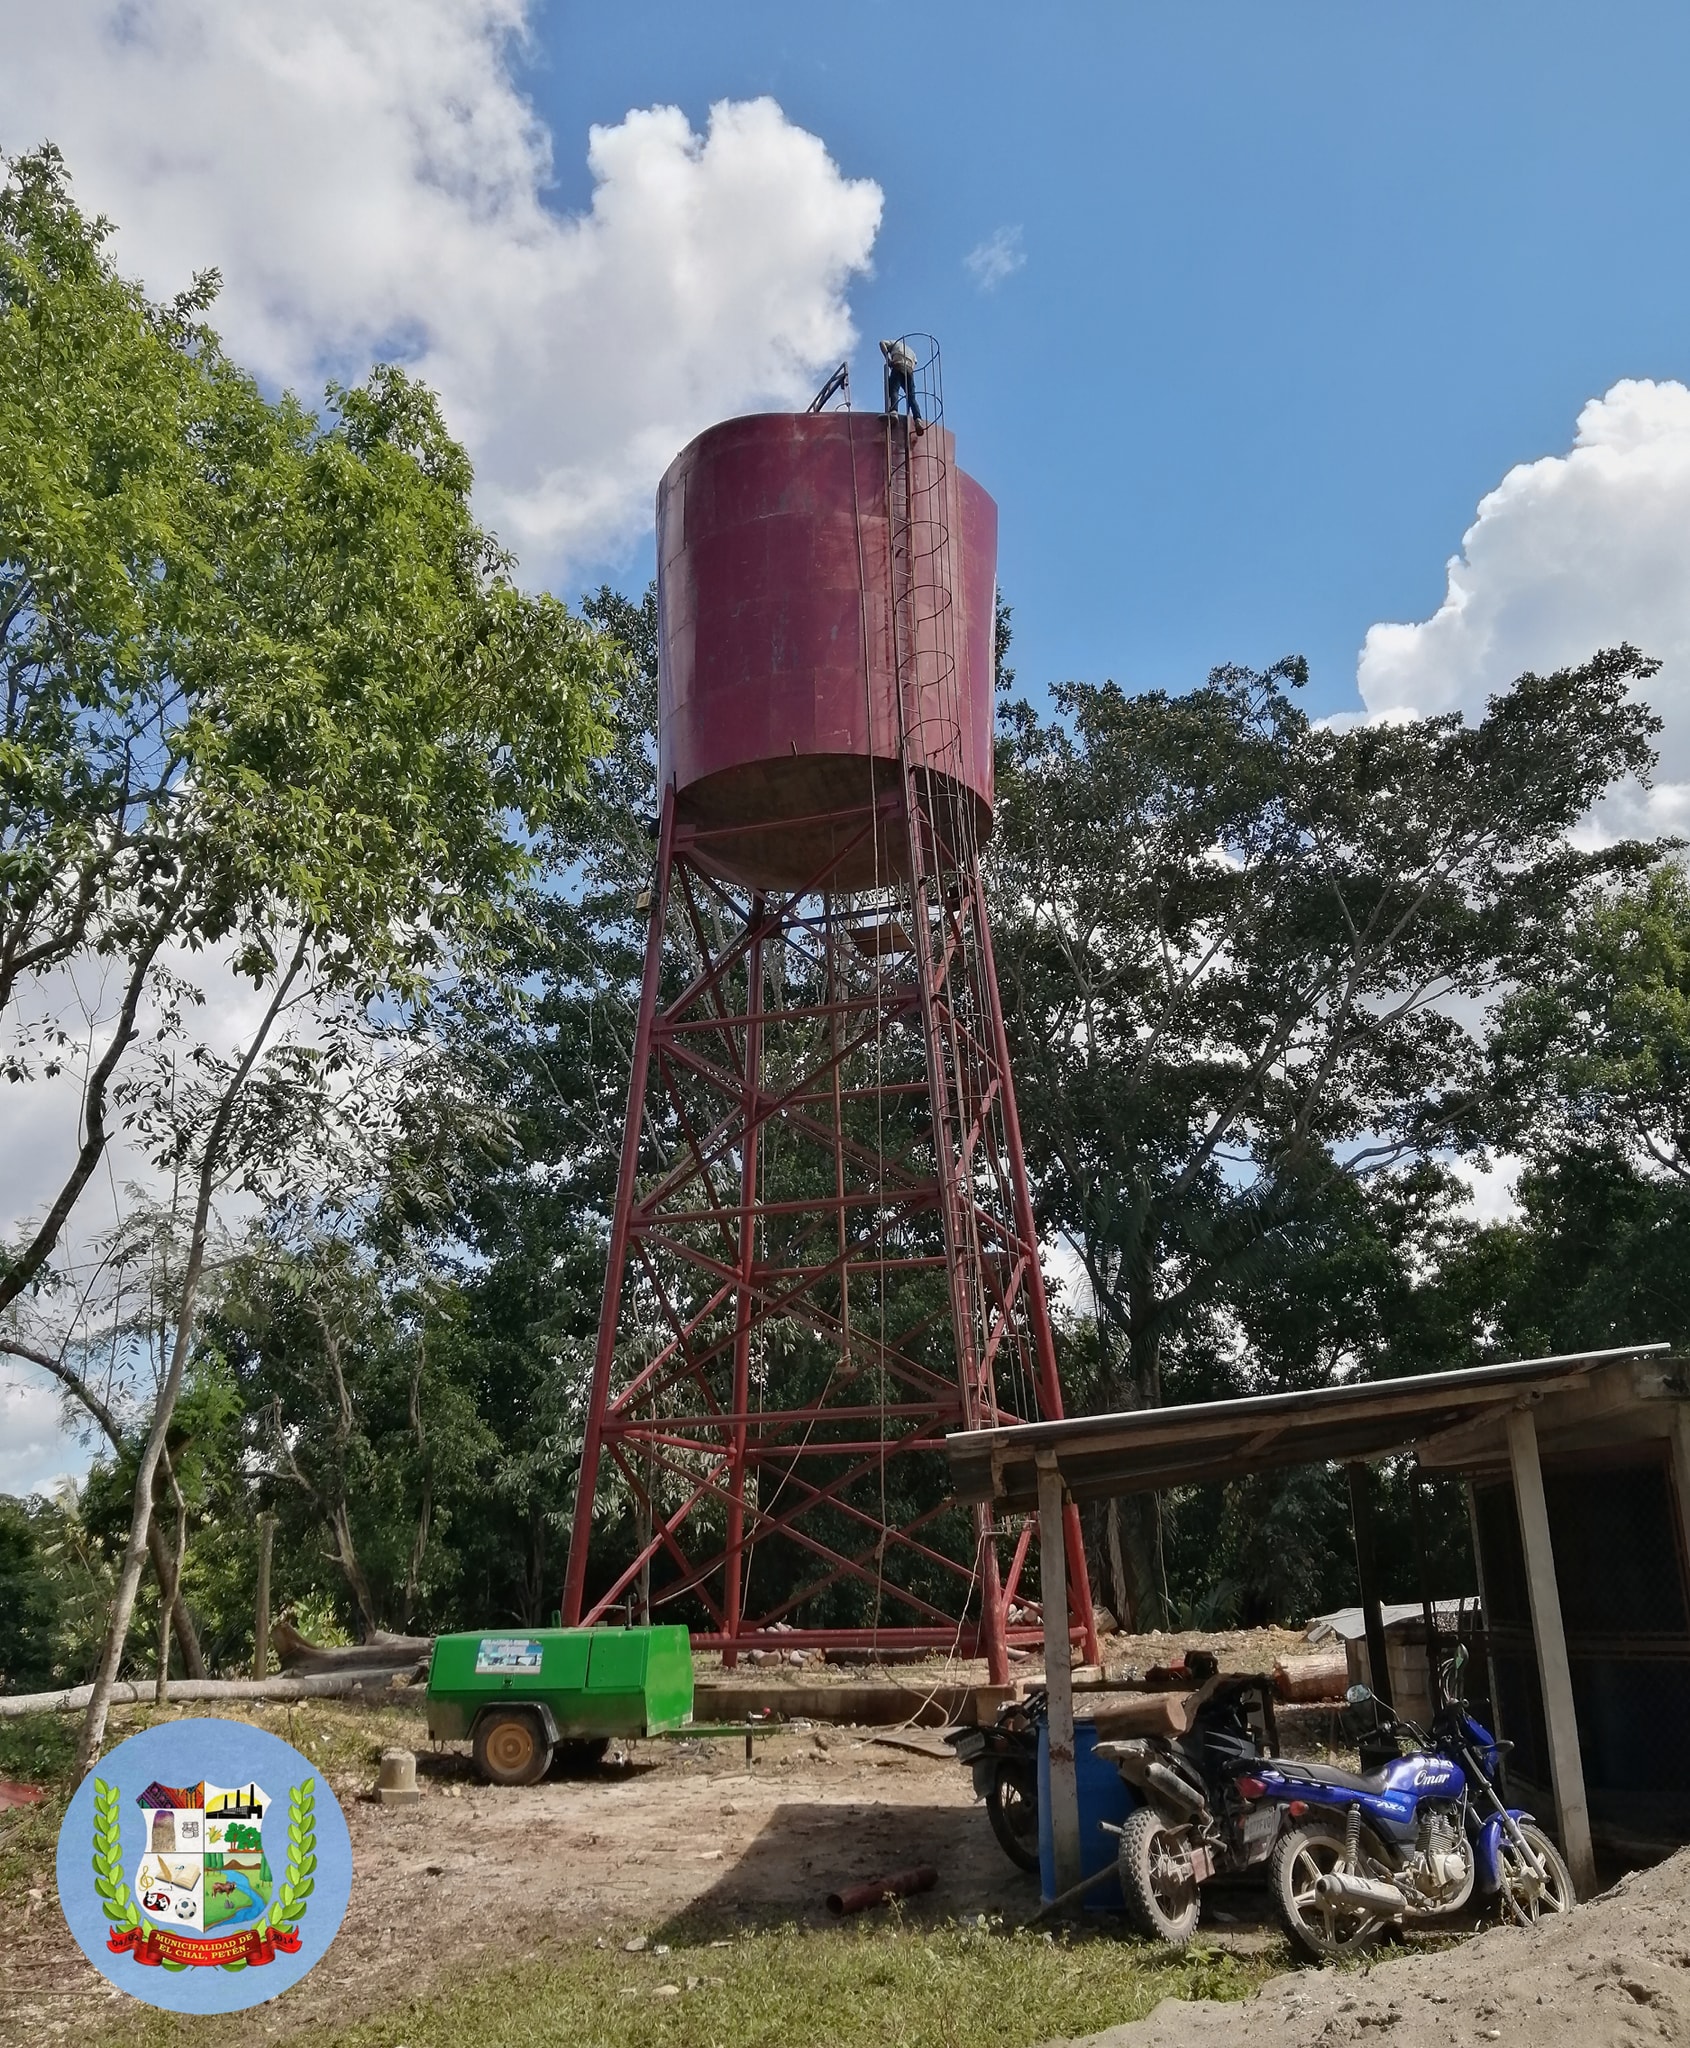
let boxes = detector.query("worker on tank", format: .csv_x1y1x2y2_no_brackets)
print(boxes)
880,337,923,432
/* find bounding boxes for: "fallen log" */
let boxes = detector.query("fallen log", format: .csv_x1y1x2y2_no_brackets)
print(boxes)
271,1619,432,1677
1272,1650,1350,1702
0,1673,427,1719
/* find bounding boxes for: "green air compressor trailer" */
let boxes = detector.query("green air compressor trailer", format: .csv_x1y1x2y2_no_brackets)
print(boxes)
426,1626,695,1785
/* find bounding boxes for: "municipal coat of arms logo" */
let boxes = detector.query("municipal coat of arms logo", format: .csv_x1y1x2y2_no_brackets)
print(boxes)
99,1773,309,1968
58,1718,351,2014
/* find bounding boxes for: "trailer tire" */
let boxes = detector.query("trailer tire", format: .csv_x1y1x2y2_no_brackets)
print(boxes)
473,1708,552,1786
1117,1807,1201,1947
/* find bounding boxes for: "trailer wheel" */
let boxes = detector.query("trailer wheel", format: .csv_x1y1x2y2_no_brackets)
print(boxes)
985,1761,1040,1872
473,1709,552,1786
1117,1807,1201,1946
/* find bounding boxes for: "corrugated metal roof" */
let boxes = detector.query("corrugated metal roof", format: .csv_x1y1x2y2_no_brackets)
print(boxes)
946,1344,1670,1511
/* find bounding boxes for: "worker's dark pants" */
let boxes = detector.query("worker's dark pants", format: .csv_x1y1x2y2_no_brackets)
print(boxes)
886,364,921,424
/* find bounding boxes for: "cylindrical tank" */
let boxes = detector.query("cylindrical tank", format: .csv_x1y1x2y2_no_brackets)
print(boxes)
655,412,998,891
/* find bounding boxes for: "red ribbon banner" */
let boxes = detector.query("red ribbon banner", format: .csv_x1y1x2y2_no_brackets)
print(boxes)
108,1922,302,1968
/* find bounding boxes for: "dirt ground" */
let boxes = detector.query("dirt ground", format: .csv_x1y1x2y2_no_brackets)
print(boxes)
0,1704,1088,2044
11,1626,1649,2048
1051,1847,1690,2048
0,1630,1312,2045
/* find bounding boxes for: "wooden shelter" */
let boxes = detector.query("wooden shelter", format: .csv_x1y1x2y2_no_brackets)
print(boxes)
947,1343,1690,1899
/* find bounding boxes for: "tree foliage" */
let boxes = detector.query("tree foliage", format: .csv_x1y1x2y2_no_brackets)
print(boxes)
991,649,1659,1411
0,148,618,1752
1,144,613,1312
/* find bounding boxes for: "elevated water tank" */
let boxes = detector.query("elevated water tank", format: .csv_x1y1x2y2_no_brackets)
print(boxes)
656,412,998,891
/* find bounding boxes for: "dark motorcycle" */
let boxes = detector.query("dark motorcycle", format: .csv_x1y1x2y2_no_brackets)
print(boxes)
1091,1657,1282,1945
1243,1645,1575,1961
946,1690,1046,1871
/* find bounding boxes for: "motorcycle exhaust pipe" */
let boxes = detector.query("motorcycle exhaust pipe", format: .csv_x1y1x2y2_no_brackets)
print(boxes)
1142,1761,1206,1818
1314,1871,1409,1918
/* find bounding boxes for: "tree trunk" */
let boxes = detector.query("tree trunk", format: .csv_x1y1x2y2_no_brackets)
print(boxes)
147,1489,207,1678
1117,1492,1165,1631
154,1474,188,1707
253,1513,276,1679
4,1338,207,1677
329,1498,380,1640
1104,1497,1137,1633
74,936,306,1777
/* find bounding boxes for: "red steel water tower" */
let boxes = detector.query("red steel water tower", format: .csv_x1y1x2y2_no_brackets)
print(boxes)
562,342,1097,1683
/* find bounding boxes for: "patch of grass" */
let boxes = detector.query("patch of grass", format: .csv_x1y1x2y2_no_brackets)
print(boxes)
0,1712,76,1909
0,1708,79,1788
0,1698,432,1918
97,1922,1267,2048
346,1923,1268,2048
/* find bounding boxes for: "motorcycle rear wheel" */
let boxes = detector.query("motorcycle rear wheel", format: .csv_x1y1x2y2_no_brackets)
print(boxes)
1269,1822,1392,1963
986,1761,1041,1872
1117,1807,1201,1947
1497,1822,1575,1925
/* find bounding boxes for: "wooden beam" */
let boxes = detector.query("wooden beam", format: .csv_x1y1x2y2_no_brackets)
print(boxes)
253,1513,277,1680
1670,1403,1690,1566
1347,1463,1393,1711
1413,1407,1517,1473
1036,1453,1082,1898
1505,1407,1595,1898
1465,1479,1507,1744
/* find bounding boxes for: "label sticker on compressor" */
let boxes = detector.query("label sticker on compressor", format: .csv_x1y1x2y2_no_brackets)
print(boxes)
473,1638,543,1674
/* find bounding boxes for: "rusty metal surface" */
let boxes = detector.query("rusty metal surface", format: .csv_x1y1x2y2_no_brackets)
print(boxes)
655,412,997,889
563,371,1097,1681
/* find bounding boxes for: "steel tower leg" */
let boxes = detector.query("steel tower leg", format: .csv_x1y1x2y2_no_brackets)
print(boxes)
721,897,766,1667
562,784,676,1629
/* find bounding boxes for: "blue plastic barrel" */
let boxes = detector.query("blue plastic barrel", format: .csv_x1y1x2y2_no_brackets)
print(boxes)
1037,1714,1139,1910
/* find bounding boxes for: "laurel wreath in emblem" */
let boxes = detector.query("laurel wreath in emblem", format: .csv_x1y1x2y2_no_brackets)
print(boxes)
243,1778,316,1965
91,1779,142,1937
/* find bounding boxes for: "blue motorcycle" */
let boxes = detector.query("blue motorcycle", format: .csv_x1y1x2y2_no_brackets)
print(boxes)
1244,1646,1575,1961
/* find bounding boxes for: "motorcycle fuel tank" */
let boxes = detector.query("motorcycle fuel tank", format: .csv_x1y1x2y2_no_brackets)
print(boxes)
1257,1751,1467,1839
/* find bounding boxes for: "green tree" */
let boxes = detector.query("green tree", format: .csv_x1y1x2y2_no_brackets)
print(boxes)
208,1237,494,1638
0,148,617,1763
991,647,1660,1619
1439,864,1690,1359
0,1496,59,1692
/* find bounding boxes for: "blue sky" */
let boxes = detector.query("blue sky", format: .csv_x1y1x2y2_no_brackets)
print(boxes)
524,0,1690,717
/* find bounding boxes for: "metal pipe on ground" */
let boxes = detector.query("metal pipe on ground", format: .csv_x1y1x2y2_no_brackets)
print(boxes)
826,1865,939,1915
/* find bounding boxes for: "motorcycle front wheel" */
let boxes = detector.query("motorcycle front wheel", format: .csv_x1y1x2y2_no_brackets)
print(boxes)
1497,1822,1575,1925
1117,1807,1201,1947
1269,1822,1392,1963
985,1760,1041,1872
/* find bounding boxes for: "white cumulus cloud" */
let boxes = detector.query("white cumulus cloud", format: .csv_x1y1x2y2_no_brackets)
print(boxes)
0,1,883,579
1358,378,1690,839
964,225,1025,290
0,1376,83,1499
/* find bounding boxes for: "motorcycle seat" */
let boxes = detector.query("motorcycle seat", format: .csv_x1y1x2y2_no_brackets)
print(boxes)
1277,1759,1394,1794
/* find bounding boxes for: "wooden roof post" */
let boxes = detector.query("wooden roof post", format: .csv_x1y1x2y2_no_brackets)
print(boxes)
1505,1406,1595,1897
1037,1452,1082,1897
1671,1403,1690,1563
1347,1462,1393,1709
